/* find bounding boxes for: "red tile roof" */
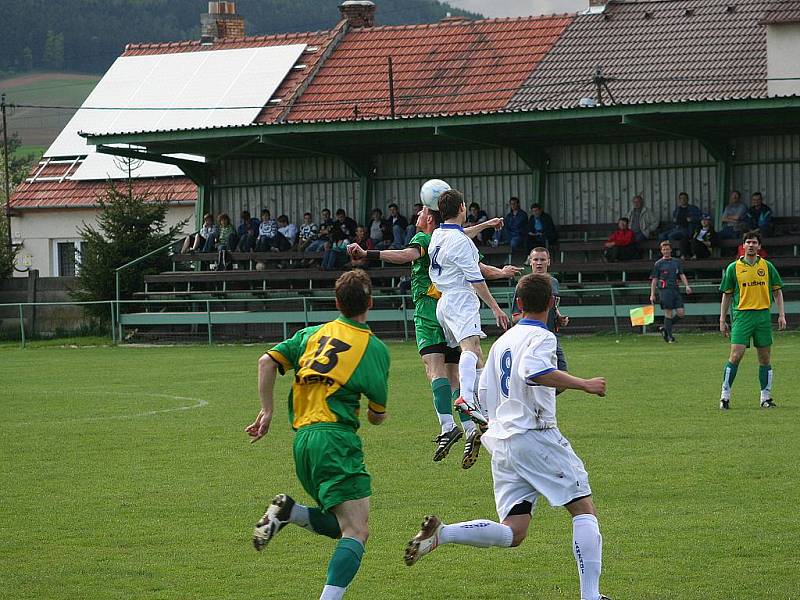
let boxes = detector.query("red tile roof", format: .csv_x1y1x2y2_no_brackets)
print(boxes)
510,0,792,111
273,16,573,123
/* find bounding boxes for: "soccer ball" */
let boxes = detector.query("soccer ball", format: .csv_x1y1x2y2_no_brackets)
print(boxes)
419,179,451,211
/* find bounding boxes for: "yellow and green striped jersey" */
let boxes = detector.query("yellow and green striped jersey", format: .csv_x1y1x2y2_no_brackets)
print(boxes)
719,256,783,311
267,317,390,430
408,231,441,302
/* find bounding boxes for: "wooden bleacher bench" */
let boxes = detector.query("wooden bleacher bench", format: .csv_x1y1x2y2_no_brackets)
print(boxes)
171,251,323,270
557,223,617,241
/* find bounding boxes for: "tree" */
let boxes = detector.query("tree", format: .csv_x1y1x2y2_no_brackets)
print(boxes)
72,183,187,318
1,133,35,278
0,218,16,279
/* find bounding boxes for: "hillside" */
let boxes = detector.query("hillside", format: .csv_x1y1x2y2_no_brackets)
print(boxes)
0,0,481,77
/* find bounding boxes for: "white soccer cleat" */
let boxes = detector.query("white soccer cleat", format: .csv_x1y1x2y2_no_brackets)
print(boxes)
404,515,444,566
252,493,294,551
454,396,488,429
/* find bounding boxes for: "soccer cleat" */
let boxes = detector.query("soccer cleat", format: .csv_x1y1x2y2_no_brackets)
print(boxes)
720,398,730,410
668,336,677,343
461,428,482,469
760,398,777,408
432,427,463,462
658,326,668,342
252,493,294,551
454,396,488,429
599,595,613,599
404,515,444,566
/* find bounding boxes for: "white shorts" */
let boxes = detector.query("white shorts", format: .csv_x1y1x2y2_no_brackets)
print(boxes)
488,428,591,521
435,290,486,347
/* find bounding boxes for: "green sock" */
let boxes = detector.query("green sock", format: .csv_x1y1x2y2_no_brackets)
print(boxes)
759,364,772,392
326,537,365,588
722,361,738,395
309,508,341,539
431,378,452,415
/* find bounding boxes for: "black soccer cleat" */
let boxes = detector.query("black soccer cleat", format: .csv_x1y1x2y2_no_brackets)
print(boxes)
252,493,295,551
720,398,730,410
760,398,777,408
433,427,463,462
461,428,482,470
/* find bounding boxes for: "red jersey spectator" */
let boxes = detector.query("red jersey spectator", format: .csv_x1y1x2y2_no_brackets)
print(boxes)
603,217,639,261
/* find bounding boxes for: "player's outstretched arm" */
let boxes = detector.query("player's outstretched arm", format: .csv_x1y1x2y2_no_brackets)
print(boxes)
464,217,503,239
471,280,510,330
479,262,522,280
719,293,732,336
347,243,421,265
532,370,606,396
246,353,279,443
774,289,787,330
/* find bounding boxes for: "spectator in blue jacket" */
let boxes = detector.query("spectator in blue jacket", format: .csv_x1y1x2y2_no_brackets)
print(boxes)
493,196,528,251
660,192,701,251
745,192,773,236
527,203,558,250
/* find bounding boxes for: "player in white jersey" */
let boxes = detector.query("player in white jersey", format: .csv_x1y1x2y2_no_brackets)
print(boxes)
428,189,510,426
405,273,611,600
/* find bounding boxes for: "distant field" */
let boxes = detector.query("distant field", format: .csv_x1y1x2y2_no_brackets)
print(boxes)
0,72,100,148
1,333,799,599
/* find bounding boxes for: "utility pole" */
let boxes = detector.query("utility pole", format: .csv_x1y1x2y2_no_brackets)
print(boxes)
1,93,13,251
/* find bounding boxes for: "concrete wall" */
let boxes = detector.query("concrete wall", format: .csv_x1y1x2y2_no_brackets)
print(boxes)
767,23,800,97
10,205,194,277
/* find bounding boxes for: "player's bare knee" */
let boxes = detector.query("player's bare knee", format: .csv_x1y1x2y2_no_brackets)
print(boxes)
565,495,596,518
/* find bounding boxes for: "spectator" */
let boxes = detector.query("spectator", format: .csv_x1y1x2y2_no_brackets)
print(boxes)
493,196,528,251
603,217,638,261
745,192,773,236
686,214,717,259
277,215,297,250
387,203,410,249
255,209,280,252
627,195,655,242
306,208,334,253
335,208,358,240
236,210,260,252
297,212,319,251
203,213,237,270
406,202,424,245
369,208,390,249
348,226,374,269
181,212,216,254
527,203,558,250
719,190,748,239
321,226,350,270
466,202,491,245
649,241,692,343
660,192,701,251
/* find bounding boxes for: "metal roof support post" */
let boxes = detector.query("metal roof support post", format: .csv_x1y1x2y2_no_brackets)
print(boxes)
195,184,207,232
698,138,732,231
341,155,374,228
512,147,548,208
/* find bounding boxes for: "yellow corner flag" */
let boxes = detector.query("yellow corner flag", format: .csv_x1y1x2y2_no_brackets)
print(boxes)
629,305,655,327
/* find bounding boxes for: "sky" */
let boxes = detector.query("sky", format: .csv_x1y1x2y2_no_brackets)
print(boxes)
446,0,587,18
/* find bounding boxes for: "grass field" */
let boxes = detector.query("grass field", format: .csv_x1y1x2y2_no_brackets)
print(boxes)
2,333,799,599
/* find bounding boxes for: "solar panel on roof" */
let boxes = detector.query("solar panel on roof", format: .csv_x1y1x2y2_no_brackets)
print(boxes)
45,44,307,158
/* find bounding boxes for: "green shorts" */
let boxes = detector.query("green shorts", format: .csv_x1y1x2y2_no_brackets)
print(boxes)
413,295,447,352
730,309,773,348
293,423,371,512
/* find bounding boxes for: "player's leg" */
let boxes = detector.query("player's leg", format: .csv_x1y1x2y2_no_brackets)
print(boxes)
565,496,604,600
756,343,775,408
320,497,370,600
661,306,674,342
720,343,746,409
671,305,685,341
445,350,481,468
422,350,464,461
555,338,568,395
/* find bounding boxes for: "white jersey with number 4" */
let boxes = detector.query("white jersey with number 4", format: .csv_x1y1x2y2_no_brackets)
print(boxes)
428,223,484,294
479,318,559,446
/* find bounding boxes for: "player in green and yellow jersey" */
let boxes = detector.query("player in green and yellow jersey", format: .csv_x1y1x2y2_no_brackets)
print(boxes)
347,207,518,468
719,230,786,410
245,270,390,600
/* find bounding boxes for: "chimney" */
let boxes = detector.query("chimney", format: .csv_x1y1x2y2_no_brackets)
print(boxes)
585,0,608,13
339,1,376,28
201,1,245,42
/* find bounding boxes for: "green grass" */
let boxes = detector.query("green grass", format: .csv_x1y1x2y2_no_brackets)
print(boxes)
1,333,799,599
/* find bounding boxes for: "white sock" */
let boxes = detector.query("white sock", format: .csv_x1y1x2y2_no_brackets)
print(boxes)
462,419,476,435
439,414,456,434
439,520,513,548
473,368,486,417
289,502,310,528
572,514,603,600
458,351,479,402
319,585,346,600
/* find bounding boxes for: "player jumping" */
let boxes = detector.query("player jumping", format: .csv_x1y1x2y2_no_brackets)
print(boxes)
347,204,518,468
428,189,510,426
246,270,390,600
404,273,610,600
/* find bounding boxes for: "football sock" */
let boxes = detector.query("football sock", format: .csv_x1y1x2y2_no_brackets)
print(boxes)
474,367,485,415
319,586,346,600
461,419,476,435
759,364,773,399
663,317,673,339
307,507,342,539
572,514,603,600
325,537,365,589
439,520,513,548
721,361,738,399
431,378,456,433
458,351,479,404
